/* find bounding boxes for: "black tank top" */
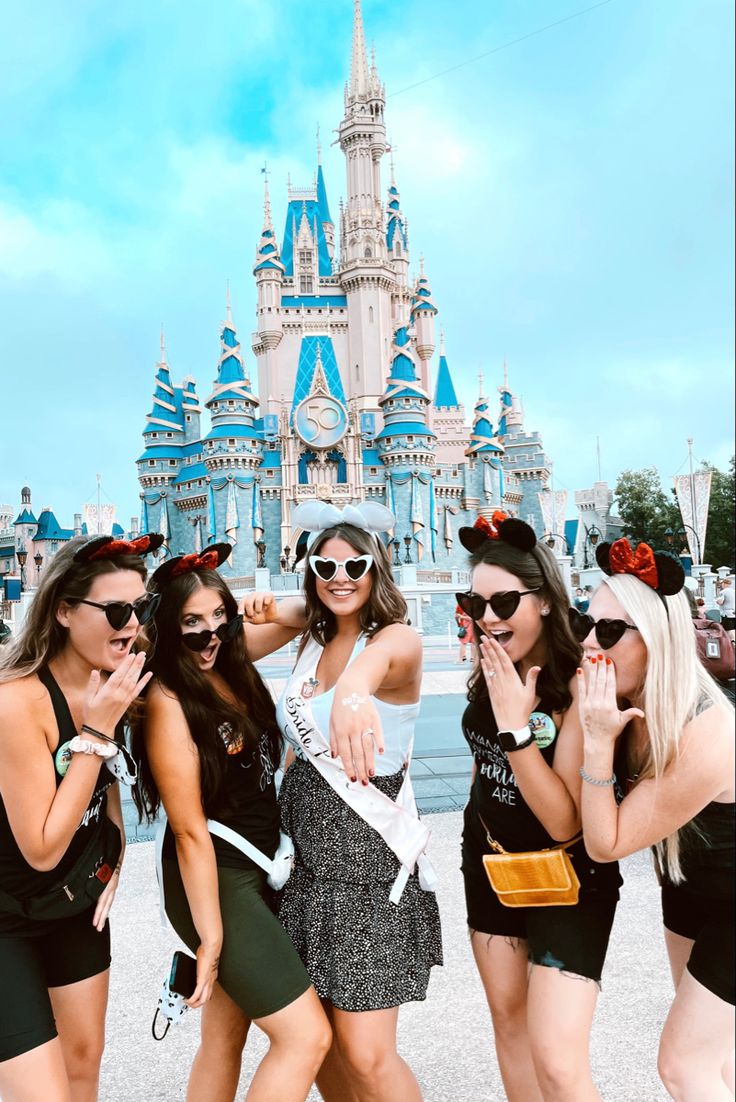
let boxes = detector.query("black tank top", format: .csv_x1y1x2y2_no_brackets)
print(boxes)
462,694,622,892
163,721,280,871
0,667,112,933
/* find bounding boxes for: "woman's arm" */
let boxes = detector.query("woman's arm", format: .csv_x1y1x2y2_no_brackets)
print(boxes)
578,659,733,861
328,624,422,784
0,653,150,871
479,636,581,840
92,781,125,931
241,593,306,662
145,685,222,1008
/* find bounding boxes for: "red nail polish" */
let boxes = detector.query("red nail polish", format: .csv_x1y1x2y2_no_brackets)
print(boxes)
369,769,375,777
350,776,356,783
576,668,582,675
605,657,612,666
598,653,603,661
591,657,597,664
362,779,369,786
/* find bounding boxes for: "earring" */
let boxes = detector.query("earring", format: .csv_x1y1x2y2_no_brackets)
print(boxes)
541,607,550,616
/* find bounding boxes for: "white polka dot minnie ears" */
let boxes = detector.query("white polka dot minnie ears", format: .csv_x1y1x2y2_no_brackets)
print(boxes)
292,502,396,549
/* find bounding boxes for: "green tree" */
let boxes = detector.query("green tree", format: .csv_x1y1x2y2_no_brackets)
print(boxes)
613,467,680,546
702,457,735,570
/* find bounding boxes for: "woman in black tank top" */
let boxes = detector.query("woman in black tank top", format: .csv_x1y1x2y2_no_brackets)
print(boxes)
576,539,734,1098
0,534,158,1099
131,545,330,1102
458,513,620,1102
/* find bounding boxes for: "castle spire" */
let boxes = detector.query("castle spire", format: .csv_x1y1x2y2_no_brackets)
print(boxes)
434,333,460,410
350,0,370,97
225,281,232,325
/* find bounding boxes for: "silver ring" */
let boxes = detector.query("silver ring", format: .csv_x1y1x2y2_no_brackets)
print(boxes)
361,728,374,738
487,670,496,679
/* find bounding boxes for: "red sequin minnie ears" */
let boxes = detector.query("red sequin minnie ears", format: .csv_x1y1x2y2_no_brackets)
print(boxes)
596,538,684,597
458,510,537,554
73,533,164,563
149,543,232,589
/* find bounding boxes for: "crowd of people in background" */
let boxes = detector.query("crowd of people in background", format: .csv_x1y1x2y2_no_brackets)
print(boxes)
0,517,733,1102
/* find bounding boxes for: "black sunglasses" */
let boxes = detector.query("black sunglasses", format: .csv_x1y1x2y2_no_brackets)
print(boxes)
568,607,640,650
455,589,539,622
181,614,243,653
68,592,161,631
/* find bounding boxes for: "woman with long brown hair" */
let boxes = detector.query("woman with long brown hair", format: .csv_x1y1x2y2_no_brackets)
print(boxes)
458,512,621,1102
0,533,159,1102
245,502,441,1102
132,544,330,1102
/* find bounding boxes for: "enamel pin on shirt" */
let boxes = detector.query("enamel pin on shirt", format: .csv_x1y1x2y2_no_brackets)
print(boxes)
300,676,319,700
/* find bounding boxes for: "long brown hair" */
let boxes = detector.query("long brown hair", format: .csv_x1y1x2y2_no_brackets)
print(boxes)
131,569,281,823
466,539,581,712
0,536,148,684
302,524,407,646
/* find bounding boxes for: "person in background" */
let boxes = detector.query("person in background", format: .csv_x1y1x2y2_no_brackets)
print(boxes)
573,587,589,614
577,539,734,1101
455,605,475,663
716,578,735,641
685,588,735,695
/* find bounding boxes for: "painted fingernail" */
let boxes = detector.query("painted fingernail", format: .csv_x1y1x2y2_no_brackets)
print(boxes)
576,668,582,675
379,747,384,753
362,779,369,787
350,776,357,783
605,657,612,666
598,654,603,661
591,657,597,664
369,769,375,777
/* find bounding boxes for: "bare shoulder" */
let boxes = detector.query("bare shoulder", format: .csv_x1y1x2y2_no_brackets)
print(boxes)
683,700,734,759
0,674,52,728
367,623,422,656
145,680,190,738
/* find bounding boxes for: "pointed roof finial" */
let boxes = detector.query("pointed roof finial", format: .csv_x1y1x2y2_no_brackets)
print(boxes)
440,328,446,356
159,324,167,364
503,358,509,391
316,122,321,164
478,370,484,397
350,0,370,96
419,254,425,277
226,280,232,325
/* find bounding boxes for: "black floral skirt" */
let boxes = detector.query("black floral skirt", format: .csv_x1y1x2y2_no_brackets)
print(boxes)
278,757,443,1011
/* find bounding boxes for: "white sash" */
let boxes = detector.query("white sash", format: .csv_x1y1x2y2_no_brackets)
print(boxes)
281,639,437,905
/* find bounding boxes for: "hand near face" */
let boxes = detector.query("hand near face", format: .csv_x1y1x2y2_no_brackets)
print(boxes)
577,655,644,746
240,591,280,625
479,634,540,732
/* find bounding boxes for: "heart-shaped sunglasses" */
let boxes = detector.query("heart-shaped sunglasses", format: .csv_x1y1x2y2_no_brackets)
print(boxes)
67,592,161,631
182,614,243,653
568,607,640,650
455,588,539,622
308,555,373,582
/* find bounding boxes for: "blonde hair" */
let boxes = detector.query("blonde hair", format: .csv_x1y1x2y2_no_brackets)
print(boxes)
0,536,148,685
603,574,732,882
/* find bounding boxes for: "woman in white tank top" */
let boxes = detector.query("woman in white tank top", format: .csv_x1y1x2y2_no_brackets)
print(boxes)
243,502,441,1102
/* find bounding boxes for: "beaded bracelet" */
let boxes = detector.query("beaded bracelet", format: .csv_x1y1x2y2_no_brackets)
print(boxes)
579,766,617,787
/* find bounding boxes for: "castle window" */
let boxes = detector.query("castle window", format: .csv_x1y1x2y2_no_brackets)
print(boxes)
299,275,313,294
407,436,414,443
298,249,313,267
169,460,176,467
148,460,155,467
395,240,402,257
151,432,158,439
403,399,410,406
228,401,234,409
364,247,372,258
369,306,374,323
186,415,191,422
355,363,359,379
228,439,235,446
166,432,173,438
266,470,274,478
370,468,378,475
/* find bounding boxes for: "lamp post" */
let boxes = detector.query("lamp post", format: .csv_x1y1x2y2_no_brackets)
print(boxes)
16,549,27,592
34,552,43,584
666,523,701,565
403,534,412,564
544,531,571,557
392,538,401,566
256,539,266,569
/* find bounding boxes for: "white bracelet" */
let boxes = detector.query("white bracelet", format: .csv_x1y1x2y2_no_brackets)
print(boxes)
579,766,616,787
69,736,118,760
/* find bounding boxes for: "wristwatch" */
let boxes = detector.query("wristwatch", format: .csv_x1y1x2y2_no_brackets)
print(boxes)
498,726,535,753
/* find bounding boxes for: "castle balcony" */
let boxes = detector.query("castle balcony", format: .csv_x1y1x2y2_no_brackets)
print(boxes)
294,484,354,504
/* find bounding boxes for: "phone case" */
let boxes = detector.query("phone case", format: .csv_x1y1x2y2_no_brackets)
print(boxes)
169,951,197,997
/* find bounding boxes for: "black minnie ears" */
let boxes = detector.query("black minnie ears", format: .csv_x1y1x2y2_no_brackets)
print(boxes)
149,543,232,589
458,511,537,554
596,539,685,597
73,533,164,563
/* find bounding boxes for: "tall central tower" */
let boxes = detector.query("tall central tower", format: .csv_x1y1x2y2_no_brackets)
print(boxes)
338,0,396,404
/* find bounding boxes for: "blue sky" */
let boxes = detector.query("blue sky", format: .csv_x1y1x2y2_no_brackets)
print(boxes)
1,0,733,528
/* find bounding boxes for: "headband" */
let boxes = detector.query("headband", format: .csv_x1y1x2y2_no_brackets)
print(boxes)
149,543,232,589
458,510,537,554
596,539,685,598
292,502,395,549
73,533,164,563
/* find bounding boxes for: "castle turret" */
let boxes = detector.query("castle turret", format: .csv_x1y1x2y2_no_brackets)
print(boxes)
386,162,409,287
137,332,185,518
253,176,284,352
316,134,335,262
410,259,437,392
431,330,467,466
204,304,262,473
464,377,505,519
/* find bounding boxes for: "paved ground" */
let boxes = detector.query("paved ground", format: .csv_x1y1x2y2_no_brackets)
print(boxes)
102,811,672,1101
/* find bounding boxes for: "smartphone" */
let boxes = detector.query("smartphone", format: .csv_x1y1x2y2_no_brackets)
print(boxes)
169,951,197,998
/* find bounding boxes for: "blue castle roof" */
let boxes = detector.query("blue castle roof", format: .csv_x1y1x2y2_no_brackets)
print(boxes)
34,508,74,541
434,353,459,408
13,507,37,526
386,182,408,252
281,199,332,278
375,421,434,440
316,164,332,225
292,335,347,414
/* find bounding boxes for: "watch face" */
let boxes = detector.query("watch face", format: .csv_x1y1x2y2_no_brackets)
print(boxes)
294,395,348,449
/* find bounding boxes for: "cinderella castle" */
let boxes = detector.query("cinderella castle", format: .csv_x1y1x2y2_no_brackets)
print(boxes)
136,0,556,585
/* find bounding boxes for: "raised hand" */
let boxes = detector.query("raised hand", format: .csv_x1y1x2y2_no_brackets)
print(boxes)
240,591,280,625
577,654,644,746
328,689,385,786
83,651,151,737
479,634,540,732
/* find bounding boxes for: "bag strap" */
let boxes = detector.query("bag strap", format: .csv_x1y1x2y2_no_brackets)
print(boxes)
206,820,274,876
477,813,582,855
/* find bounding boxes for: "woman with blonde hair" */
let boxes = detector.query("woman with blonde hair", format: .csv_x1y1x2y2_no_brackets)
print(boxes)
575,538,734,1100
0,533,160,1102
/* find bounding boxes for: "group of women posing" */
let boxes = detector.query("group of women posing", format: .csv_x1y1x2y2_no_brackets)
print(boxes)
0,503,732,1102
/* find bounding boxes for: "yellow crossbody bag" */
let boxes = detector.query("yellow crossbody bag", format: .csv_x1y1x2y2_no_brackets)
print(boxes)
479,815,582,908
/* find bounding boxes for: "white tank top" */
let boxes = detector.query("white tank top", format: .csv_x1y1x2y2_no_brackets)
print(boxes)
276,633,419,776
